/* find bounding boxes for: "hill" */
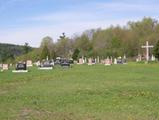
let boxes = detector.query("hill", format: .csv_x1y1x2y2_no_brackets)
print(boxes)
0,43,33,62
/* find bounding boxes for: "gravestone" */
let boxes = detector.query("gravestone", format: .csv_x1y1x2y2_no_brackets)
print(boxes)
27,60,33,67
12,62,28,73
54,57,61,65
69,58,74,64
136,54,142,62
101,59,105,64
123,55,127,64
35,61,40,66
2,64,8,70
92,59,96,65
88,58,92,65
97,56,100,63
114,58,117,64
151,55,156,61
61,59,70,68
105,57,111,66
84,57,87,64
117,57,123,64
38,60,53,70
78,58,84,64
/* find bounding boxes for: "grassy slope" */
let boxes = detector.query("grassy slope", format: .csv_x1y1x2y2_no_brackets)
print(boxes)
0,64,159,120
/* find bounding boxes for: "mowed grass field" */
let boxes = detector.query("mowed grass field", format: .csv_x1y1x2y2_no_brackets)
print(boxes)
0,64,159,120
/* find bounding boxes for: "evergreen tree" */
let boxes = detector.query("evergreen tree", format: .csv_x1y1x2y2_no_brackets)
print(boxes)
72,49,80,60
153,41,159,60
24,42,31,54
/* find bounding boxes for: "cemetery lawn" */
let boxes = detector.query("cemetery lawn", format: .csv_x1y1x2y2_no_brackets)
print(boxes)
0,64,159,120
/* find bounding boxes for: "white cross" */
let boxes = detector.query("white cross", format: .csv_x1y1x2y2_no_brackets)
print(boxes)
141,41,154,61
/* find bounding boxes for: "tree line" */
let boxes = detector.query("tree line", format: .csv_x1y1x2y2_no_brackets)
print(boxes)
9,17,159,62
0,43,32,63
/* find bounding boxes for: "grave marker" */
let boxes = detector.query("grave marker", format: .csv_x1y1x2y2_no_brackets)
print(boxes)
141,41,154,61
88,58,92,65
27,60,33,67
2,64,8,70
105,57,111,66
38,60,53,70
12,62,28,73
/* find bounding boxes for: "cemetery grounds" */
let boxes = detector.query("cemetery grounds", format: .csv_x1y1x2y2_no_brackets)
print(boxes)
0,63,159,120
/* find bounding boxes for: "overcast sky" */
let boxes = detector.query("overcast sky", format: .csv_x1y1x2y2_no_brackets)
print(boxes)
0,0,159,47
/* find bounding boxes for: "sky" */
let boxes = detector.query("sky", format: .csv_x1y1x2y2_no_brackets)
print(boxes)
0,0,159,47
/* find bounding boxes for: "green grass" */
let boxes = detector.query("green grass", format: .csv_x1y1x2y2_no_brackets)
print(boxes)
0,63,159,120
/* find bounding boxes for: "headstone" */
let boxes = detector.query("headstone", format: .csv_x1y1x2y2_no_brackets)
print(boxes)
69,58,74,64
27,60,33,67
88,58,92,65
54,57,61,65
84,57,87,63
2,64,8,70
117,57,123,64
105,57,111,66
61,59,70,68
35,61,41,66
136,54,142,62
38,60,53,70
101,59,105,64
97,56,100,63
151,55,156,61
123,55,127,64
92,58,96,65
78,58,84,64
114,58,117,64
12,62,28,73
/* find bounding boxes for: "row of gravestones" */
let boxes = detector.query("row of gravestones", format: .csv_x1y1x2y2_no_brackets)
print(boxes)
0,58,72,73
136,54,156,62
77,56,127,66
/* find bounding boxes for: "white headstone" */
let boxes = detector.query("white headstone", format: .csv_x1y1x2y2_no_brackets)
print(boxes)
114,58,117,64
78,58,84,64
35,61,40,66
88,58,92,65
97,56,100,63
2,64,8,70
84,57,87,63
151,55,156,61
105,57,111,66
27,60,33,67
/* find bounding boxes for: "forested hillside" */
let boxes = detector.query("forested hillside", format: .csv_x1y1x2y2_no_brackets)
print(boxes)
33,17,159,61
2,17,159,63
0,43,33,63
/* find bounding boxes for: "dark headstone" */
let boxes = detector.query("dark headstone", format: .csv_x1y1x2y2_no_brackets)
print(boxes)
16,63,27,70
54,59,61,65
117,58,123,64
61,59,70,67
40,60,53,68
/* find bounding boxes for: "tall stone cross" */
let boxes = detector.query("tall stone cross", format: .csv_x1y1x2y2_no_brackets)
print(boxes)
141,41,154,61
